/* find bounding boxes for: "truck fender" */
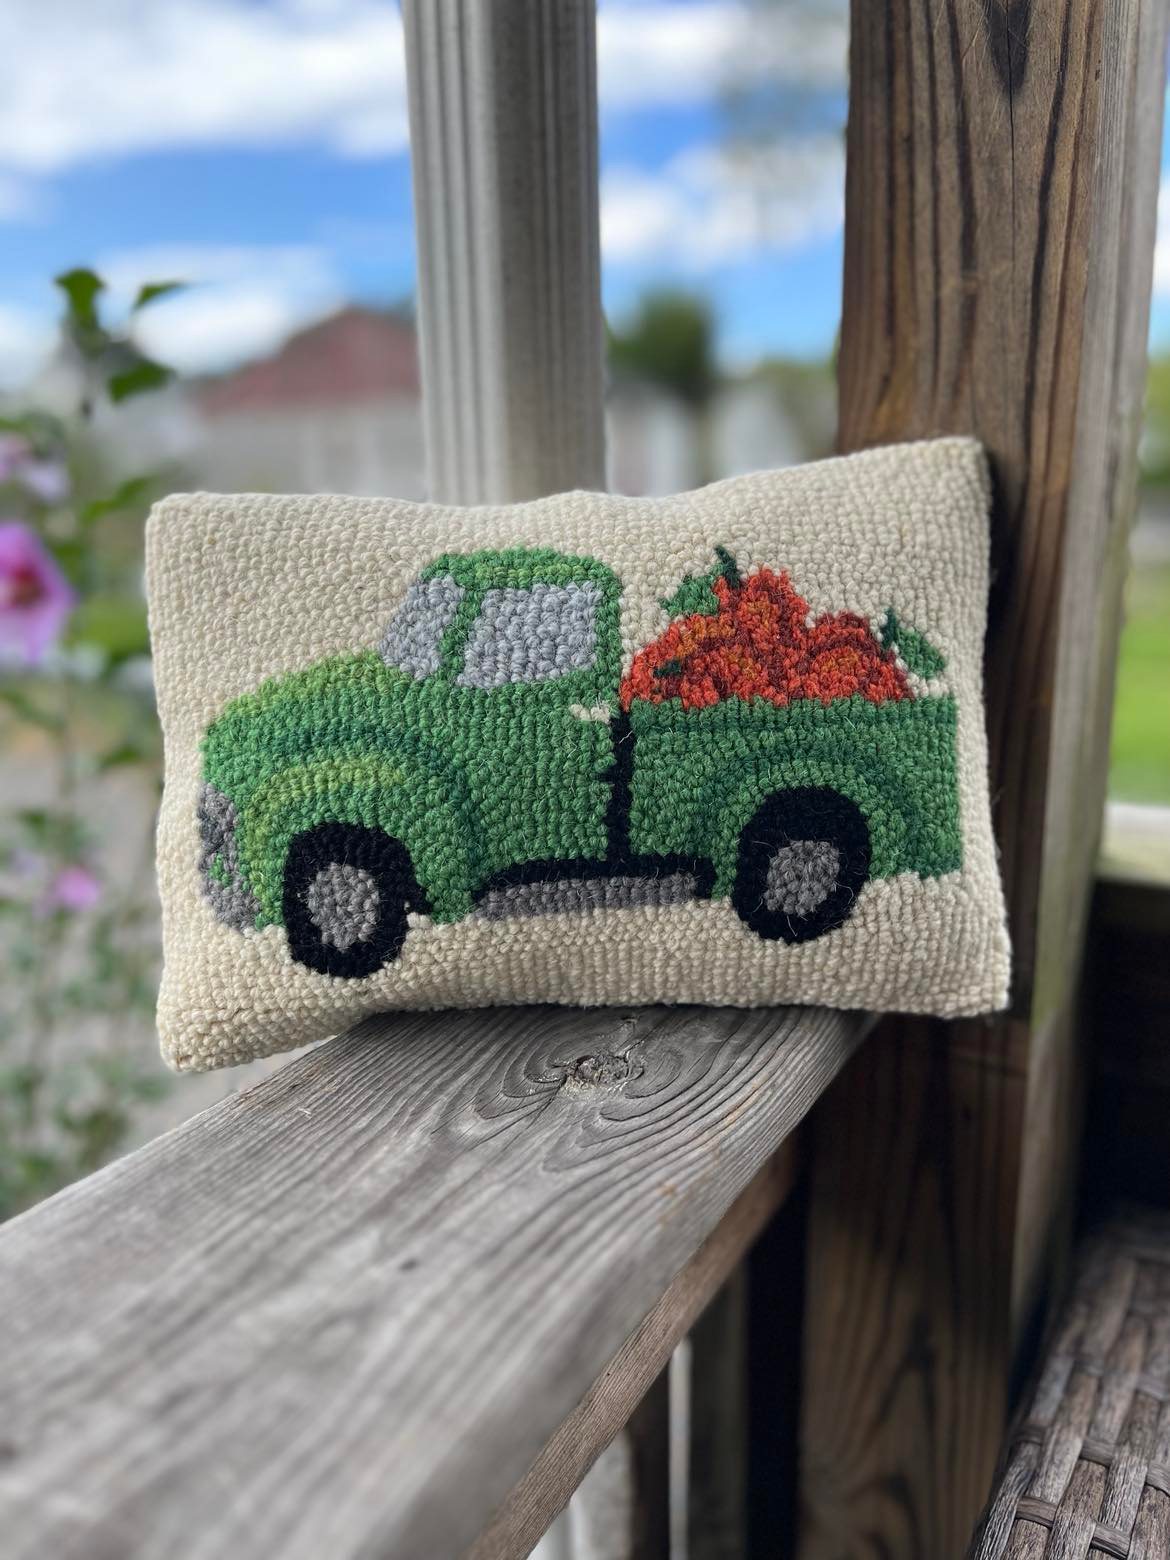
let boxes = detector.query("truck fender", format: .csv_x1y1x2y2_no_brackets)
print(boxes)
237,752,479,927
702,756,915,897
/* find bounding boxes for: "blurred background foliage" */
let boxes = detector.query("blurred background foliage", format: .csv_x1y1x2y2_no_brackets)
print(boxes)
1112,350,1170,808
0,269,180,1218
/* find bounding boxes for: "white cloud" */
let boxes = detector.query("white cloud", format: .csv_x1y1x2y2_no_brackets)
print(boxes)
98,242,335,299
0,305,55,390
134,286,333,374
0,0,409,175
0,1,844,184
597,0,847,109
601,135,844,268
98,243,344,374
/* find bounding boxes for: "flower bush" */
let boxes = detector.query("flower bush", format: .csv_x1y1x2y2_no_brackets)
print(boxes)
0,269,183,1219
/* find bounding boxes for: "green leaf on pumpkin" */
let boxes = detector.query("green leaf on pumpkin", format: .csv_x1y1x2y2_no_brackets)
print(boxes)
713,545,741,589
882,610,947,678
659,546,742,618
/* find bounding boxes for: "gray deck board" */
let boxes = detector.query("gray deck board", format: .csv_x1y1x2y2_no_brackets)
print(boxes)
0,1003,865,1560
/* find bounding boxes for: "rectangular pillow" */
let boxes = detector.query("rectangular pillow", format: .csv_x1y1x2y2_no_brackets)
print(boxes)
146,437,1010,1070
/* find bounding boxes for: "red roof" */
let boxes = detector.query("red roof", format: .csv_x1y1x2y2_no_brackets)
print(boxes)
198,306,419,415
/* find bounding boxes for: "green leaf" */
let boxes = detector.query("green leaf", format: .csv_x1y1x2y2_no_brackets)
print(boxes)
882,611,947,679
80,473,158,525
0,685,65,733
713,546,741,590
659,547,740,618
107,357,172,403
14,806,52,835
66,596,150,663
96,740,149,771
55,268,105,332
660,574,720,618
46,535,87,584
132,280,186,311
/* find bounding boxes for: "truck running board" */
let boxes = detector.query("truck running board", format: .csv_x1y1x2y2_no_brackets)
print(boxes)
474,867,710,922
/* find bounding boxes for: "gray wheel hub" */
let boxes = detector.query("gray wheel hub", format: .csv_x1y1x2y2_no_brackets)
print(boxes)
763,839,842,917
304,862,381,951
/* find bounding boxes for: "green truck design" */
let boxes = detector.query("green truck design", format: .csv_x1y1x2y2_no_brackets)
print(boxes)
198,546,961,978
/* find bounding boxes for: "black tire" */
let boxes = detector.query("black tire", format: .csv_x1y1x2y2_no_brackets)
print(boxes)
283,822,426,977
732,786,870,944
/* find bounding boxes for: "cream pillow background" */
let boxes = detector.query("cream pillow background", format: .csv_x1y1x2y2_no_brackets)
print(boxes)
146,437,1010,1071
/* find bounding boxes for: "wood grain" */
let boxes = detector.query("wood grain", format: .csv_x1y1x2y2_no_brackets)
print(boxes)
467,1146,799,1560
799,2,1169,1554
0,1005,862,1560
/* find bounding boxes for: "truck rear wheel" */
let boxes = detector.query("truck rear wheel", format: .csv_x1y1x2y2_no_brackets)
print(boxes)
283,822,424,977
732,787,870,944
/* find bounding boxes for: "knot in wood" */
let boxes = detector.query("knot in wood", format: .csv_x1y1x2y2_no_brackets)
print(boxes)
565,1050,641,1087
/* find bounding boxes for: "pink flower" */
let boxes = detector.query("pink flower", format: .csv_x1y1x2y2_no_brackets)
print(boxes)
0,521,76,664
44,864,102,913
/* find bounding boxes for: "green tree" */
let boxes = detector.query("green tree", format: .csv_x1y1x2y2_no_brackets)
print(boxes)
607,292,717,409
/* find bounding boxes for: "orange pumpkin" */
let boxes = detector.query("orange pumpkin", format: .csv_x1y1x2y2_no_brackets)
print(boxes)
620,566,909,713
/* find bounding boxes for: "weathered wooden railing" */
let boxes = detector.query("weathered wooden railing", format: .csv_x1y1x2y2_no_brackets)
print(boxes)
1,2,1167,1557
0,1007,867,1557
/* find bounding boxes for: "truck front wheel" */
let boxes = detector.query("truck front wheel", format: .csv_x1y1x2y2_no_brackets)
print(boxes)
732,787,870,944
283,822,425,977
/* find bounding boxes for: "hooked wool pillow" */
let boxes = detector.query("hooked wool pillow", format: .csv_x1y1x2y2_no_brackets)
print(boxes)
146,437,1010,1071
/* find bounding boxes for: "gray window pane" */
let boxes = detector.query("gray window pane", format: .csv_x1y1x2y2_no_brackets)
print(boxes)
380,575,464,677
457,581,601,688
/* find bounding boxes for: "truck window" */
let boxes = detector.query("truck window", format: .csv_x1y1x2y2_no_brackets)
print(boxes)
456,581,602,688
380,575,464,677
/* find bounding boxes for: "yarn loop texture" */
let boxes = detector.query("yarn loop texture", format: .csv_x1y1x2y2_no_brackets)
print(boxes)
146,439,1010,1071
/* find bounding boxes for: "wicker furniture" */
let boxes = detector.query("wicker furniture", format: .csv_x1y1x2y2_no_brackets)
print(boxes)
969,1207,1170,1559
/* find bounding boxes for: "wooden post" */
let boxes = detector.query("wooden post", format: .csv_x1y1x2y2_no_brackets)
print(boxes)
686,1272,748,1558
402,0,605,503
797,3,1169,1555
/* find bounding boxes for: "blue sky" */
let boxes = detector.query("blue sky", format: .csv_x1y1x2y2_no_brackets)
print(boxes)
0,0,1165,387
